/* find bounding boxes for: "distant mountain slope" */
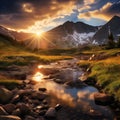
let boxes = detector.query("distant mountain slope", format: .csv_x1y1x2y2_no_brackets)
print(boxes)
93,16,120,44
43,21,98,48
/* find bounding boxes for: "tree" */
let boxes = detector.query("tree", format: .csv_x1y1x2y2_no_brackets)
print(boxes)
116,37,120,48
106,29,115,49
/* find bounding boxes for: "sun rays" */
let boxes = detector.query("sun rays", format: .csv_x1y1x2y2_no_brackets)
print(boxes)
20,31,56,50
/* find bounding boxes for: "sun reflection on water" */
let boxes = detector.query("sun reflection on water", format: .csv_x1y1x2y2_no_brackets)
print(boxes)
32,72,43,82
38,65,43,69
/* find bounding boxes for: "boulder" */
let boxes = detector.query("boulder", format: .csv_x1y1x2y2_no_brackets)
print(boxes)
24,116,35,120
64,80,87,88
0,106,8,115
45,107,56,118
3,104,16,114
54,79,64,84
55,104,62,111
0,87,13,104
38,88,47,92
12,109,21,116
39,110,47,116
94,92,114,106
0,115,21,120
16,103,31,116
11,95,21,104
31,92,47,101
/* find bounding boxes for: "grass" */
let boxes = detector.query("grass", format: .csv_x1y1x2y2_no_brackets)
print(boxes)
0,74,22,90
78,48,120,102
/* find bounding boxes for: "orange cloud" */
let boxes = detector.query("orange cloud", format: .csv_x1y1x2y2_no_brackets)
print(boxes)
84,0,95,5
78,2,113,21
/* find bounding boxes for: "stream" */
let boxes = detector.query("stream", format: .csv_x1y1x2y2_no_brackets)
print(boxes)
30,59,115,120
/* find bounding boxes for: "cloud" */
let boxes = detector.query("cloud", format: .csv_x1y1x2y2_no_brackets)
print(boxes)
78,1,120,21
0,0,76,31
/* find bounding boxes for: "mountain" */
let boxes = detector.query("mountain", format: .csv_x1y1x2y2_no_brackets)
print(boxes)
43,21,98,48
0,26,15,40
93,16,120,44
0,21,98,49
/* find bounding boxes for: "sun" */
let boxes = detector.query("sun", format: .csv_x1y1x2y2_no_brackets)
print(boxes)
36,32,43,37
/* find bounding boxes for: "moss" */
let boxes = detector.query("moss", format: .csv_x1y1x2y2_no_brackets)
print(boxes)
89,63,120,101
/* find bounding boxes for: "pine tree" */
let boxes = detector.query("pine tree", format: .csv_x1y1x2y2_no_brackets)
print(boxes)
117,37,120,48
106,27,115,49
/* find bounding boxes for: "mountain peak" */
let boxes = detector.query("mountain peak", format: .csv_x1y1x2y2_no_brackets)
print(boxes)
111,15,120,20
63,21,74,25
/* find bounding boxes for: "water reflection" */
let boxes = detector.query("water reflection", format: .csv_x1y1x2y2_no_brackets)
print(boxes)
34,78,113,119
38,65,43,69
32,72,44,82
32,61,114,119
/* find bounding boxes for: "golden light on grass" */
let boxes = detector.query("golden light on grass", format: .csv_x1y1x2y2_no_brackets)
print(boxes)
32,72,44,82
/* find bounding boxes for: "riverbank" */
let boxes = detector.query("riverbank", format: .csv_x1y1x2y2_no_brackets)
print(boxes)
77,50,120,120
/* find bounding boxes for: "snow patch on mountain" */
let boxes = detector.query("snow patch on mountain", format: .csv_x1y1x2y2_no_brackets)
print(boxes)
63,31,95,46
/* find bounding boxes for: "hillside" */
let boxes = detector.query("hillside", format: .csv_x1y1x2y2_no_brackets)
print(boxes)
93,16,120,44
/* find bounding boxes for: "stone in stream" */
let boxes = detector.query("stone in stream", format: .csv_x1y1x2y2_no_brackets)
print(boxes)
54,79,64,84
94,92,114,106
3,104,16,114
0,87,13,104
0,106,8,115
0,115,21,120
45,107,56,118
38,88,47,92
31,92,47,101
64,80,87,88
55,104,62,111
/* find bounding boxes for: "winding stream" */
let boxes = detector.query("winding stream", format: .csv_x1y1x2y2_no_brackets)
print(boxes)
30,59,115,120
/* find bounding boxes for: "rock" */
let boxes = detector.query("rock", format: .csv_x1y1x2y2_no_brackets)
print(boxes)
3,104,16,114
39,110,47,116
42,100,48,105
12,109,21,116
31,99,40,105
45,107,56,118
36,117,45,120
16,103,31,116
24,116,35,120
94,92,114,106
31,92,47,101
17,89,33,97
0,87,13,104
14,73,26,80
54,79,64,84
55,104,62,111
11,95,21,104
38,88,47,92
64,80,87,88
0,115,21,120
0,106,8,115
24,80,30,84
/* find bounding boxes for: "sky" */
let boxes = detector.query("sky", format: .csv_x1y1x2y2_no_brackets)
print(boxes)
0,0,120,33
